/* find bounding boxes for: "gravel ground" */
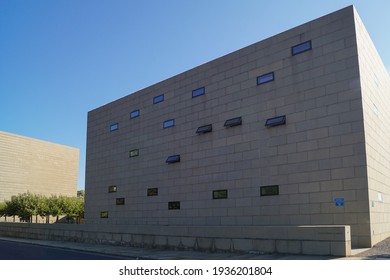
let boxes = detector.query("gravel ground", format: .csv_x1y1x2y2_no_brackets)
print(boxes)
354,236,390,259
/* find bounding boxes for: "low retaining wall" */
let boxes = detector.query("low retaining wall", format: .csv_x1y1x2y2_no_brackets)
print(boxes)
0,223,351,256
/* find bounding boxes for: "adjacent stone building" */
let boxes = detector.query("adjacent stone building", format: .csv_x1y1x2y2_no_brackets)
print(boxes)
0,131,79,202
85,6,390,248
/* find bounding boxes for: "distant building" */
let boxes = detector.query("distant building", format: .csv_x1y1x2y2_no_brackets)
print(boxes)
85,6,390,248
0,131,79,202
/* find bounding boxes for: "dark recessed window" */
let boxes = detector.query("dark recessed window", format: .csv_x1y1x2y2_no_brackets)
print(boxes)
265,115,286,127
168,201,180,210
100,211,108,218
257,72,274,85
130,110,140,119
166,155,180,164
196,124,212,134
292,40,312,56
116,198,125,205
129,149,139,158
147,188,158,196
192,87,205,98
260,185,279,196
110,123,119,131
108,185,117,193
224,116,242,128
213,189,228,199
163,119,175,129
153,94,164,104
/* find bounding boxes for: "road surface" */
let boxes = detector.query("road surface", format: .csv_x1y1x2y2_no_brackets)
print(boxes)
0,239,130,260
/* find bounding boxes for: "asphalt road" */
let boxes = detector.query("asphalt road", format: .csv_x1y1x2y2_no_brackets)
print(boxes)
0,239,130,260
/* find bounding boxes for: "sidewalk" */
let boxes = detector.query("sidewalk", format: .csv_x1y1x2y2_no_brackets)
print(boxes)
0,236,355,260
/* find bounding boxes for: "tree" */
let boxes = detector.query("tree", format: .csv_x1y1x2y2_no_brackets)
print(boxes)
10,193,39,222
30,193,41,223
36,195,50,223
0,202,7,221
5,199,17,222
77,190,85,198
74,197,84,224
0,193,84,224
59,196,84,224
47,195,63,222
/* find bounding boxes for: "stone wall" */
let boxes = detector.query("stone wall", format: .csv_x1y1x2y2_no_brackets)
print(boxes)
0,131,79,202
0,223,351,256
85,6,371,248
355,7,390,246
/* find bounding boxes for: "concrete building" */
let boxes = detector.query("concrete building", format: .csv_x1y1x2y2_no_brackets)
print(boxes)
0,131,79,202
85,6,390,249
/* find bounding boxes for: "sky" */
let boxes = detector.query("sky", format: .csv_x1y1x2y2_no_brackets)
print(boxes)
0,0,389,190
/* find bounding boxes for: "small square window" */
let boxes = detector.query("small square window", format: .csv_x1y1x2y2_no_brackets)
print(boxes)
130,110,140,119
153,94,164,104
224,117,242,128
257,72,274,85
213,189,228,199
166,155,180,164
129,149,139,157
110,123,119,131
108,185,117,193
265,116,286,127
168,201,180,210
116,198,125,205
192,87,205,98
260,185,279,196
100,211,108,218
163,119,175,129
147,188,158,196
292,40,312,55
196,124,212,134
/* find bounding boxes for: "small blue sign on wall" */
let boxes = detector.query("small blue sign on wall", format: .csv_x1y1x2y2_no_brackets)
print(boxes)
334,198,344,206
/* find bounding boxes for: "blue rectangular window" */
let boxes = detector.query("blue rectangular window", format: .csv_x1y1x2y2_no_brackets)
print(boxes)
166,155,180,164
265,116,286,127
224,117,242,128
192,87,205,98
110,123,119,131
153,94,164,104
196,124,212,134
130,110,140,119
257,72,274,85
292,40,312,55
163,119,175,129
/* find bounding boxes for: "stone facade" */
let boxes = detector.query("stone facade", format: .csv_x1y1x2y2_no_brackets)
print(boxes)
0,131,79,202
0,223,351,256
85,6,390,248
355,11,390,246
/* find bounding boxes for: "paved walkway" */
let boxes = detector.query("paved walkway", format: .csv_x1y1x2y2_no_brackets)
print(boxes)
0,236,366,260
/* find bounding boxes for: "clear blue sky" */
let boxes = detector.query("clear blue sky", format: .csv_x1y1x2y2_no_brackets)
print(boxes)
1,0,389,190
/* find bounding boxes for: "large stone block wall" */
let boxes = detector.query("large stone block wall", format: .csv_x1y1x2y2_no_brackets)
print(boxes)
0,131,79,202
0,223,351,256
85,6,375,248
355,9,390,246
